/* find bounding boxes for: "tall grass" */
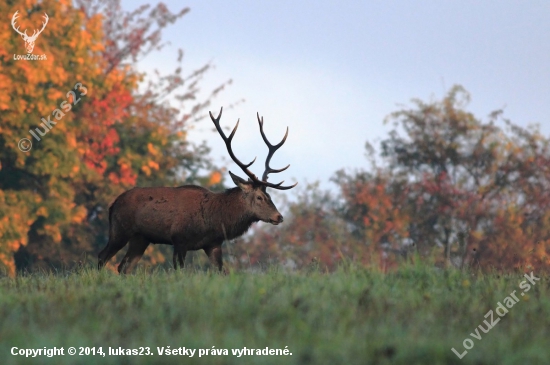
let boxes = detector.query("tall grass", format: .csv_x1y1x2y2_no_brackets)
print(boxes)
0,264,548,364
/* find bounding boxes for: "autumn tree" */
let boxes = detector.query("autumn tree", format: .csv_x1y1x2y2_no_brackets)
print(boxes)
343,85,550,270
242,86,550,272
0,0,226,274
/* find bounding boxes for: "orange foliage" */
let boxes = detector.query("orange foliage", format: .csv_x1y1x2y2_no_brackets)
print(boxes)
0,0,223,273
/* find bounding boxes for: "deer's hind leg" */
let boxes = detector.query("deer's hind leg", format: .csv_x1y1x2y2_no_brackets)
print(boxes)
118,236,150,274
98,230,129,270
173,244,187,270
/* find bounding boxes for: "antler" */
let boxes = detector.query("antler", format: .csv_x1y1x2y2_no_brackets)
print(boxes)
11,11,48,40
257,113,297,190
209,107,260,183
209,108,297,190
11,11,26,37
32,13,49,39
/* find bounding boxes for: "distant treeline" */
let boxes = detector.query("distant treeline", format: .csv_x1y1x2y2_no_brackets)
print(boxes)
238,86,550,273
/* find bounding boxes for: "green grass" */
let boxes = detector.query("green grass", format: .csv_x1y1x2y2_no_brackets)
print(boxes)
0,263,548,364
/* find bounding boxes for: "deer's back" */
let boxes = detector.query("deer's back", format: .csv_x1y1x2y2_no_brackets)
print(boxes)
111,185,213,242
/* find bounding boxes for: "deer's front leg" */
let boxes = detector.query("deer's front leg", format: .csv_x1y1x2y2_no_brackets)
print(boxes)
204,245,225,273
173,246,187,270
171,235,187,270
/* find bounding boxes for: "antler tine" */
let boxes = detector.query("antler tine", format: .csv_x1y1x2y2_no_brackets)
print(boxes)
256,112,297,190
11,11,48,39
38,13,49,33
11,11,27,37
262,180,298,190
209,107,260,182
31,13,48,39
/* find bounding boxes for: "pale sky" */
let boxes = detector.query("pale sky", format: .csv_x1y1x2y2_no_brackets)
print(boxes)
121,1,550,193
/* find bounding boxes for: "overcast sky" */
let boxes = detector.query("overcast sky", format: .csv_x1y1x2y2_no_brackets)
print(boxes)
121,1,550,193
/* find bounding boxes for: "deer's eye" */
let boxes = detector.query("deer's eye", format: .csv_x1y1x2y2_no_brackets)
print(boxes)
256,196,263,201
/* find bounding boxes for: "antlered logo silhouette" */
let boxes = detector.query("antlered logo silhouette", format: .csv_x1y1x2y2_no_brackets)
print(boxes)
11,10,49,54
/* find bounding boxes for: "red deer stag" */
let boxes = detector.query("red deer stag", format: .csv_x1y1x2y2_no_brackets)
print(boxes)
98,107,296,273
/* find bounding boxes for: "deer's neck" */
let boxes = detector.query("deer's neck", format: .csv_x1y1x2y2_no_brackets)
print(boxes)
210,188,257,239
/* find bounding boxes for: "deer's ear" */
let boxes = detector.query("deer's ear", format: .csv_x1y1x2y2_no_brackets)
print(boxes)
229,171,253,192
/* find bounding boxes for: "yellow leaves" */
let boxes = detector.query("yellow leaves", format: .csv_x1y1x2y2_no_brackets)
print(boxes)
0,74,10,109
104,68,126,88
143,245,167,265
534,240,549,261
67,134,77,148
108,172,119,184
36,206,49,218
42,224,62,243
58,0,73,7
141,165,151,176
7,239,22,251
147,143,159,156
148,161,159,170
141,159,160,176
89,42,105,53
470,230,483,241
0,252,16,277
71,206,87,224
118,160,131,171
47,88,64,101
209,171,222,186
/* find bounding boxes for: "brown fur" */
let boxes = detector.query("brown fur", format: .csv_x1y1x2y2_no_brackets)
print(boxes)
98,174,283,273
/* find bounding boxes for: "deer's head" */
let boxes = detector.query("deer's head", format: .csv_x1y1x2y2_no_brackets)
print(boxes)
210,108,297,224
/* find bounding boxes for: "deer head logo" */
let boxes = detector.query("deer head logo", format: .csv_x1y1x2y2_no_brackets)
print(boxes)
11,11,49,54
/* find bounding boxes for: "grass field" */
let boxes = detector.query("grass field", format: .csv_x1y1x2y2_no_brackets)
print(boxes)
0,263,548,364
